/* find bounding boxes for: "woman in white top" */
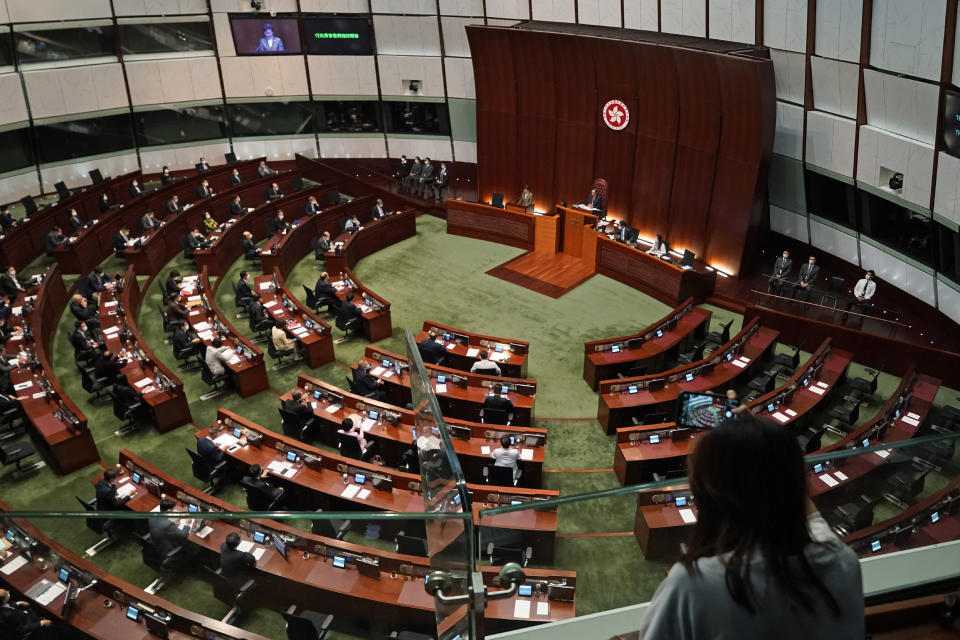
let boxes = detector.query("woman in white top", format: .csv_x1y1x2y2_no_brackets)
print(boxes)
490,434,521,480
640,415,864,640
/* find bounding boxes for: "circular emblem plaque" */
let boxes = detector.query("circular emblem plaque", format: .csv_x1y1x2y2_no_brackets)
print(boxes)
602,99,629,131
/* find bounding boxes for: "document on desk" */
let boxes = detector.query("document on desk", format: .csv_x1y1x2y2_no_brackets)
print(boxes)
237,541,254,553
537,602,550,616
875,449,891,459
13,381,32,391
258,282,272,291
117,483,136,498
151,505,161,512
520,448,534,461
134,378,152,389
833,471,848,481
341,484,361,499
907,412,920,420
30,392,45,399
370,366,385,377
252,548,266,560
784,408,798,417
466,347,479,358
1,555,28,575
194,321,210,332
513,600,531,619
481,446,491,455
808,386,825,395
227,355,241,365
446,343,456,350
35,581,66,606
678,508,697,524
901,415,919,427
435,383,447,393
381,370,394,379
357,488,371,500
818,474,838,487
213,432,239,448
771,411,790,423
731,358,747,369
360,418,376,432
325,403,341,414
102,326,120,336
197,330,213,341
264,300,277,308
195,526,214,539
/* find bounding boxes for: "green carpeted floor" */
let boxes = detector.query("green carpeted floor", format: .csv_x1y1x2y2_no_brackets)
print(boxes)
2,213,959,639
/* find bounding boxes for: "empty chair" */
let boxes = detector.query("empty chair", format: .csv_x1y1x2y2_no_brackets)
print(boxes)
796,424,829,454
831,498,875,534
747,369,778,395
302,286,334,316
54,181,71,200
282,606,334,640
676,341,706,365
156,302,178,340
394,533,428,556
483,464,517,487
705,319,733,346
185,448,229,493
615,364,648,379
80,367,114,403
828,397,862,428
205,566,256,625
822,276,846,307
200,360,229,401
0,441,44,479
773,346,801,371
479,406,512,426
643,411,667,425
850,368,880,399
114,394,148,437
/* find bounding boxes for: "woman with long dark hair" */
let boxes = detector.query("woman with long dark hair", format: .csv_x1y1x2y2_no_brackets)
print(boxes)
641,415,864,639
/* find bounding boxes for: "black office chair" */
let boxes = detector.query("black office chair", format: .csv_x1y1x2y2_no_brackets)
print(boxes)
0,401,25,440
302,286,334,317
828,397,862,429
850,368,880,400
705,320,733,346
394,534,428,556
240,477,283,511
747,369,778,396
0,441,42,479
485,542,532,568
157,279,174,306
248,313,272,343
642,412,667,425
136,532,183,594
773,346,801,373
54,181,71,200
797,423,829,454
80,367,114,403
676,341,706,365
185,448,229,494
831,498,876,535
268,340,294,370
615,364,648,379
483,464,517,487
279,408,313,442
200,360,229,401
479,406,512,426
311,508,351,540
156,302,178,341
20,196,37,217
113,394,148,437
205,566,256,626
282,606,334,640
243,247,262,265
334,313,362,345
179,235,196,262
310,238,326,270
337,432,368,461
173,340,203,370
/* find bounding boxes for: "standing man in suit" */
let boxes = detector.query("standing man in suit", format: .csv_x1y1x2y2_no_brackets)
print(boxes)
515,185,534,213
417,158,434,197
371,198,387,221
404,157,422,192
139,210,160,233
482,384,514,424
265,182,283,200
44,226,65,253
767,250,793,294
68,208,87,231
148,498,189,556
432,161,449,201
303,195,321,216
795,256,820,301
394,154,408,181
220,532,256,583
195,179,214,199
196,157,211,173
229,194,245,217
197,423,226,468
229,168,242,186
255,23,285,52
257,160,276,177
418,330,446,365
241,231,258,259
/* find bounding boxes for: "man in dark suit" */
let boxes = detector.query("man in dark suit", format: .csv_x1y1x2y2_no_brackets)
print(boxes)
0,208,15,230
164,270,181,302
266,211,289,236
166,295,190,325
616,223,639,245
184,228,207,253
247,295,268,327
229,194,245,217
236,271,253,304
352,361,385,400
257,160,275,177
0,588,52,637
482,383,514,424
196,157,211,173
316,231,332,254
417,158,434,196
112,226,133,254
314,271,337,301
98,192,117,213
165,194,184,217
230,168,242,186
128,179,145,198
68,208,86,231
147,498,189,556
113,374,147,423
767,249,793,294
70,294,99,330
197,423,226,468
394,154,408,181
583,188,603,210
82,267,114,301
795,255,820,300
303,195,321,215
371,198,387,220
0,267,25,298
282,389,314,425
335,296,362,333
241,231,258,259
243,464,284,503
404,157,422,192
44,226,65,253
173,319,202,358
432,161,449,201
69,320,100,361
195,179,214,199
265,182,283,200
418,330,446,365
220,531,256,581
95,467,131,510
139,210,160,233
94,349,124,383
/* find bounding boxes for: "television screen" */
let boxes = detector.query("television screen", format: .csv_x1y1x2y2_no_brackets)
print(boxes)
303,17,373,55
230,17,301,55
943,89,960,158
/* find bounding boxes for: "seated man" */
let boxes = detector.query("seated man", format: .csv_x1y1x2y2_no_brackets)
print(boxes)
371,198,387,220
94,349,124,384
482,383,514,425
490,434,521,481
95,467,131,510
352,361,385,401
257,160,276,177
195,179,215,199
795,255,820,301
164,270,181,302
247,295,268,328
303,195,321,215
128,179,145,198
166,295,191,325
0,588,53,636
160,167,174,186
229,194,245,217
266,211,290,236
334,296,362,334
314,271,337,306
112,225,134,255
581,187,603,210
196,157,211,173
220,531,256,582
281,389,313,425
241,231,258,259
69,320,100,361
0,208,15,230
265,182,283,201
172,320,202,359
316,230,332,255
68,208,87,231
614,222,639,244
165,194,184,217
98,192,118,213
44,225,65,253
236,271,253,304
70,294,99,330
470,350,501,376
242,464,284,504
0,267,25,298
184,227,208,254
148,498,189,556
197,422,226,468
229,168,242,186
767,250,793,294
418,330,446,365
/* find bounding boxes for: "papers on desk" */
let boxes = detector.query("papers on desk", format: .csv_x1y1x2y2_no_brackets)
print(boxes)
381,370,394,379
435,383,447,394
818,474,839,487
357,488,371,500
784,408,798,417
446,342,456,350
252,548,266,560
267,460,297,477
678,508,697,524
808,386,825,396
370,366,385,377
30,392,45,399
907,411,920,420
214,433,239,448
247,207,255,213
13,381,32,391
1,555,28,575
815,381,829,389
102,326,120,336
875,449,891,459
466,347,480,358
513,600,531,619
490,351,510,363
520,448,534,461
359,305,372,314
134,378,152,389
197,330,213,341
293,328,309,338
237,541,255,553
730,357,748,369
481,446,491,455
341,484,361,499
117,483,136,498
195,526,214,539
360,418,376,433
194,321,211,332
151,505,161,512
537,602,550,616
324,403,341,414
902,415,920,427
227,355,241,365
35,581,66,606
187,295,201,303
771,411,790,423
833,471,848,481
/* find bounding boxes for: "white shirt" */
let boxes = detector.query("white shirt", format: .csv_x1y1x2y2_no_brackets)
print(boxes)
490,447,520,479
205,345,232,375
470,359,501,376
853,278,876,301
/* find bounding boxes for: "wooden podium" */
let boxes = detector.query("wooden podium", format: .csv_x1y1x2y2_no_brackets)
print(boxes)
558,205,598,263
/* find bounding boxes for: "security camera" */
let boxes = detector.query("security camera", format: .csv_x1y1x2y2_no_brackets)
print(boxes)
250,0,263,10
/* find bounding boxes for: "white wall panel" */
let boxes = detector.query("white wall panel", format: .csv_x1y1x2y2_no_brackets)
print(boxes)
870,0,945,81
318,136,387,158
937,279,960,323
441,17,477,57
0,74,28,126
624,0,659,30
856,125,935,208
308,56,379,96
211,0,297,10
769,205,810,243
24,64,128,120
439,0,484,15
220,57,309,98
444,57,476,99
815,0,862,62
377,56,445,97
531,0,576,23
810,56,858,118
301,0,370,10
386,137,452,161
0,173,40,205
810,218,859,264
661,0,707,37
773,101,805,159
805,111,856,177
933,151,960,226
0,3,9,22
764,0,808,53
126,58,222,106
708,0,755,44
577,0,621,27
862,69,939,145
373,16,442,56
770,49,806,104
232,137,318,162
6,0,110,21
859,240,936,306
372,0,436,12
41,153,138,193
213,13,236,57
114,0,209,15
139,142,231,174
453,140,477,163
487,0,530,19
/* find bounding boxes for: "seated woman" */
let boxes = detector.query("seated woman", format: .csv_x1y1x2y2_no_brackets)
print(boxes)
200,211,218,236
647,234,667,257
640,415,864,640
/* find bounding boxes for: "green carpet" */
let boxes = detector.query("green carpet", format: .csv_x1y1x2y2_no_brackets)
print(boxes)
2,213,958,638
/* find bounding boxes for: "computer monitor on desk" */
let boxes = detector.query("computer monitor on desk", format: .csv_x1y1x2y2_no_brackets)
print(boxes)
681,250,695,267
491,193,505,208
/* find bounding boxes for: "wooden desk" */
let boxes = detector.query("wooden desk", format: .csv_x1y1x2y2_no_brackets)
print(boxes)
583,299,710,390
613,422,702,486
177,271,268,398
252,272,334,368
597,319,779,433
290,374,546,487
361,346,537,427
594,235,717,305
0,503,269,640
10,266,97,474
445,200,538,251
323,208,418,277
414,321,529,379
97,268,191,432
634,497,698,560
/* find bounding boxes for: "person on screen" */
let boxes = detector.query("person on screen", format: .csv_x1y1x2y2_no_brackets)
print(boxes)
255,23,285,52
639,415,863,640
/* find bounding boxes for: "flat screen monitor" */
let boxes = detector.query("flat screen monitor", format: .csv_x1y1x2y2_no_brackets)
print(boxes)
144,613,170,639
648,378,665,392
230,17,302,55
272,535,287,559
286,451,298,462
676,391,727,429
302,17,373,55
684,372,694,382
862,438,870,448
649,434,660,444
367,410,379,421
233,427,242,438
450,425,471,441
813,463,823,474
675,496,687,507
332,555,346,568
188,504,199,513
518,584,532,596
354,473,366,484
610,344,620,353
943,89,960,158
627,385,638,395
126,605,140,622
58,568,70,583
681,249,695,266
931,512,940,523
253,531,266,544
132,472,141,484
436,375,446,384
870,540,881,552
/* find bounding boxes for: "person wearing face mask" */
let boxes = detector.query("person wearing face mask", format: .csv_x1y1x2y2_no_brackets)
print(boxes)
266,210,289,236
767,250,793,295
201,210,218,236
68,208,86,231
129,178,145,198
160,166,174,186
0,266,26,298
795,256,820,301
846,270,877,325
0,588,53,638
98,192,117,213
229,168,242,186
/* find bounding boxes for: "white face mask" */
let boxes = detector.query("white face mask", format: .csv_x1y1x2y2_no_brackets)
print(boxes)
782,254,788,259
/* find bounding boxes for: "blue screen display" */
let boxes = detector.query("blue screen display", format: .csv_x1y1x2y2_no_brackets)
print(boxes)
333,556,345,568
253,531,266,544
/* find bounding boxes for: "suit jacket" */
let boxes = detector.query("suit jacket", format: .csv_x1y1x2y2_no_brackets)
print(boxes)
282,398,313,425
0,602,43,636
335,301,362,330
408,163,422,179
164,277,180,299
315,279,336,301
0,274,20,298
172,327,196,353
435,168,449,188
166,301,190,324
230,174,242,186
165,199,183,216
229,201,245,216
160,174,174,186
303,201,321,215
586,193,603,210
316,236,331,253
139,214,159,233
418,338,446,364
69,329,96,355
220,544,256,577
483,393,514,414
68,215,85,230
236,279,253,301
195,185,213,199
420,164,434,182
113,383,143,418
196,162,211,173
112,231,130,250
256,36,284,52
241,237,257,256
257,165,275,177
95,478,128,510
265,187,283,200
352,368,381,396
45,231,64,252
94,354,122,381
185,233,203,250
98,197,112,213
0,213,15,229
148,517,188,556
247,301,267,326
798,262,820,285
266,216,288,235
773,256,793,277
70,301,96,322
129,184,145,198
197,436,225,468
243,475,283,502
371,204,387,220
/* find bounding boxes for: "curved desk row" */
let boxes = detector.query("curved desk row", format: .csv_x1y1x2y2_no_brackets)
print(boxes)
0,503,269,640
289,374,547,487
253,272,334,368
414,320,529,379
322,206,420,277
583,299,710,390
